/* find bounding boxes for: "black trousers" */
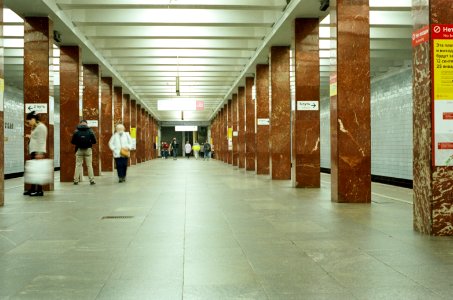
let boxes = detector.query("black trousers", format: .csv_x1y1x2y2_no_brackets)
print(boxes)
115,157,128,178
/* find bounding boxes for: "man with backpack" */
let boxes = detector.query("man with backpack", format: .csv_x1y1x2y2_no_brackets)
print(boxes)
71,120,97,185
203,141,212,161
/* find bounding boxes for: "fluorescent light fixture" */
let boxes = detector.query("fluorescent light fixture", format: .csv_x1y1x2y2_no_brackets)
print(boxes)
158,99,204,111
175,126,198,132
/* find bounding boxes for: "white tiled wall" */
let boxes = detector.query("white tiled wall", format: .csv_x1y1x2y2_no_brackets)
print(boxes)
320,67,413,180
4,85,61,174
4,86,25,174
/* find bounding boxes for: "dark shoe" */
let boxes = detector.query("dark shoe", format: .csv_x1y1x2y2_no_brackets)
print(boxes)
23,190,32,195
73,182,78,185
90,181,96,185
30,191,44,197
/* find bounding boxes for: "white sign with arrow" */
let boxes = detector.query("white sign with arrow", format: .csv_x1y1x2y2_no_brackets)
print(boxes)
25,103,48,114
297,101,318,111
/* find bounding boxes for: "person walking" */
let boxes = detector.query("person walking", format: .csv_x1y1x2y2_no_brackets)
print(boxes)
204,141,212,161
170,137,178,160
192,141,200,159
24,111,48,197
185,141,192,159
109,124,132,183
71,120,97,185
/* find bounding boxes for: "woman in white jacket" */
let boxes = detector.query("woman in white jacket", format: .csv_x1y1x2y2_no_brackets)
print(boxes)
109,124,132,183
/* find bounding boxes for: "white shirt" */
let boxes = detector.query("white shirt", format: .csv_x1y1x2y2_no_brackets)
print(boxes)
185,143,192,153
29,122,47,154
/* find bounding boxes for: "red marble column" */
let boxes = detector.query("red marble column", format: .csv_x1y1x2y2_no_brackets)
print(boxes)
24,17,54,191
245,77,256,171
145,111,149,161
270,47,291,180
82,64,101,176
256,64,270,175
0,0,4,206
224,103,229,163
123,94,131,132
101,77,114,172
227,100,233,164
142,108,146,162
413,0,453,235
232,94,238,166
136,104,142,163
293,18,320,188
130,100,137,165
113,87,123,125
238,87,246,168
330,0,371,203
59,46,81,182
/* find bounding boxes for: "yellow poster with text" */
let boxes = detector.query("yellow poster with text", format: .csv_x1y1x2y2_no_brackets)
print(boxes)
434,39,453,100
130,128,136,138
228,127,233,139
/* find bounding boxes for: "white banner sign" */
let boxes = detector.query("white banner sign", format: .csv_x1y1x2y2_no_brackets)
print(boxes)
297,101,319,111
87,120,99,128
25,103,48,114
233,131,238,137
257,118,270,126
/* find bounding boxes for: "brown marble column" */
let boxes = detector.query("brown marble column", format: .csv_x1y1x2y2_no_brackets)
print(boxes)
0,0,4,206
24,17,54,191
293,18,321,188
142,108,146,162
82,64,101,176
101,77,113,172
330,0,371,203
270,47,291,180
145,111,149,161
60,46,82,182
238,87,246,168
130,100,137,165
136,104,142,163
232,94,238,166
227,101,232,164
113,87,123,125
256,64,270,175
413,0,453,235
123,94,131,132
245,77,256,171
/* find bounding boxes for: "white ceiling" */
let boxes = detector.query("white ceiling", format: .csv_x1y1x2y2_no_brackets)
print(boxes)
3,0,412,122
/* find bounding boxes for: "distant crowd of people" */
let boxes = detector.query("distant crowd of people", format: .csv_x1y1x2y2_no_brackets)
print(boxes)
161,138,212,161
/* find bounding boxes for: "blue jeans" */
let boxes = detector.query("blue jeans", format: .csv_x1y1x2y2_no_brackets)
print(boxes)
204,151,211,160
173,148,178,158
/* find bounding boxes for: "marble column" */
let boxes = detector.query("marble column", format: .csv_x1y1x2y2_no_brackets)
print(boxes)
136,104,142,163
130,100,137,165
123,94,131,132
330,0,371,203
145,111,149,161
227,101,232,164
256,64,270,175
82,64,101,176
24,17,54,191
270,47,291,180
245,77,256,171
101,77,113,172
59,46,81,182
142,108,146,161
413,0,453,235
232,94,239,166
293,18,321,188
0,0,4,206
113,87,123,125
238,87,246,168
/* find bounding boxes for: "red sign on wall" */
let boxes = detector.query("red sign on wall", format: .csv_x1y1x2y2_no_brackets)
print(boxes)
432,24,453,39
412,26,429,47
196,101,204,111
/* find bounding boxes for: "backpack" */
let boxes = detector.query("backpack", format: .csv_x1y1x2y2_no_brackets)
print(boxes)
74,130,92,149
205,143,211,151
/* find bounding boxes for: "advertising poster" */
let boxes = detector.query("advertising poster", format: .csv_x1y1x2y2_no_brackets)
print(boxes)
432,24,453,166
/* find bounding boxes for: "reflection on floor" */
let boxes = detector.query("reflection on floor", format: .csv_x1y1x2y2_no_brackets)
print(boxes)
0,159,451,299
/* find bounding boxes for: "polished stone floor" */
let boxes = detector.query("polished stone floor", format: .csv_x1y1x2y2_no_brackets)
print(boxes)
0,158,452,299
